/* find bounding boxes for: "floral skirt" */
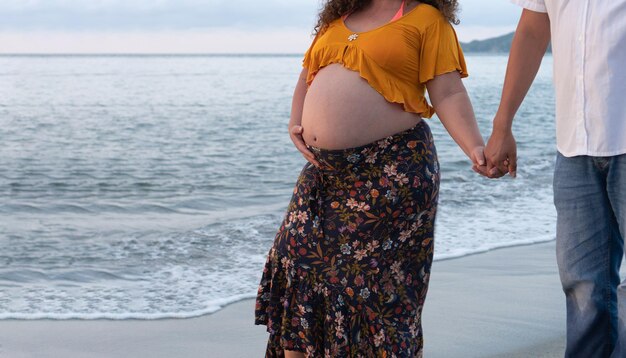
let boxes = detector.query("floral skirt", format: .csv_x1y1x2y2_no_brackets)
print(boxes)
254,120,440,357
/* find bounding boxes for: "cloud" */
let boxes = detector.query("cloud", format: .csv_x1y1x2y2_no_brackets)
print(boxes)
458,0,522,27
1,0,520,31
0,0,523,53
0,0,319,31
0,27,314,54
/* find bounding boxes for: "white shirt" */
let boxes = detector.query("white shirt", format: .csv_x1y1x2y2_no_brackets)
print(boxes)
511,0,626,157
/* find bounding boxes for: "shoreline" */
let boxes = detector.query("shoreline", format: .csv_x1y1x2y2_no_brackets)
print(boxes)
0,238,559,321
0,241,566,357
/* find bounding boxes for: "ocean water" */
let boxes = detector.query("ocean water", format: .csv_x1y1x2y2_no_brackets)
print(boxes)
0,54,556,319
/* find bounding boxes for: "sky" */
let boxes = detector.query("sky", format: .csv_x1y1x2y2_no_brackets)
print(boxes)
0,0,523,54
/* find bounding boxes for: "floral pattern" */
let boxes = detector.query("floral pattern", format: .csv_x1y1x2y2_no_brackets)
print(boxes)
255,120,440,357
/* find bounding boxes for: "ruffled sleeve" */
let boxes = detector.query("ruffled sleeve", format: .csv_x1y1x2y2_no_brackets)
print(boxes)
302,30,324,69
418,17,469,84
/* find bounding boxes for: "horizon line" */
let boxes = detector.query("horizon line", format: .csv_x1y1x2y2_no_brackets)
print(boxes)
0,52,512,57
0,53,305,56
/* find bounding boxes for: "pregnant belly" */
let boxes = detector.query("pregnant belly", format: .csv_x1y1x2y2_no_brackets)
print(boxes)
301,63,422,150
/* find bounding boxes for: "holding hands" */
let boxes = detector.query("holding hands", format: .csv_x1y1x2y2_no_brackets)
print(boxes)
289,124,321,168
485,121,517,178
473,119,517,179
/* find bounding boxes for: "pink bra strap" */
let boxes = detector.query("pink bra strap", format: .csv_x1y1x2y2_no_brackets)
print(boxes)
390,0,406,22
342,0,405,21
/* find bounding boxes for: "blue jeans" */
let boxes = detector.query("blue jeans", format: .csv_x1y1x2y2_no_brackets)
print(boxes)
554,152,626,358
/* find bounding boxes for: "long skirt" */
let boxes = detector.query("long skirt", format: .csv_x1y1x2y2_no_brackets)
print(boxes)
254,120,440,357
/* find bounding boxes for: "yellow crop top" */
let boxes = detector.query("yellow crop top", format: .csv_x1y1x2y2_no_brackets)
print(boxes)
302,3,469,118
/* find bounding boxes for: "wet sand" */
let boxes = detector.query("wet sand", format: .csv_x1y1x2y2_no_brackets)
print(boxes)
0,241,567,357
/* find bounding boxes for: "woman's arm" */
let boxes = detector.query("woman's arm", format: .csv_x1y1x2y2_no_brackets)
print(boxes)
289,68,320,167
426,71,487,171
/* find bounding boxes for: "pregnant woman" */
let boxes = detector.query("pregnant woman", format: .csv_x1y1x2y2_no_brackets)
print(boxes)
255,0,485,356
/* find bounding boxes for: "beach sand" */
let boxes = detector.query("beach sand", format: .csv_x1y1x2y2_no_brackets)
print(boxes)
0,241,567,357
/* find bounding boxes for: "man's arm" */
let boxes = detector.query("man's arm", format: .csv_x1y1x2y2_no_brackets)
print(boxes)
484,9,551,178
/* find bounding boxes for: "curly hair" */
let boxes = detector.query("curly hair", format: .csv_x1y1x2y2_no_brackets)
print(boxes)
313,0,459,35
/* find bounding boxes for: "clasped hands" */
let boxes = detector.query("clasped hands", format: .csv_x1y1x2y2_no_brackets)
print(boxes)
471,124,517,179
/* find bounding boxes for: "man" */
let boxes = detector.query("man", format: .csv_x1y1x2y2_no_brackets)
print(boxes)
481,1,626,357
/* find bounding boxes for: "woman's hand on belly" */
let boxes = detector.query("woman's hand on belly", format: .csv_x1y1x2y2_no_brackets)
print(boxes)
289,124,321,168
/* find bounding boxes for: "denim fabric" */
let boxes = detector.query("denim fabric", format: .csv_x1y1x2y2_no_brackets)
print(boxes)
554,152,626,358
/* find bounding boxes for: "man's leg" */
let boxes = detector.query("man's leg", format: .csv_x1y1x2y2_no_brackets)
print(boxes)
554,152,623,357
608,153,626,358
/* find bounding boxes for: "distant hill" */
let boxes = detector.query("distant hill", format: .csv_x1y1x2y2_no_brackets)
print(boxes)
461,32,552,53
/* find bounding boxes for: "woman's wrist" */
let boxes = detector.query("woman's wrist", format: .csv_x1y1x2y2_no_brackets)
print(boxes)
467,142,485,157
464,128,485,157
288,118,301,129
